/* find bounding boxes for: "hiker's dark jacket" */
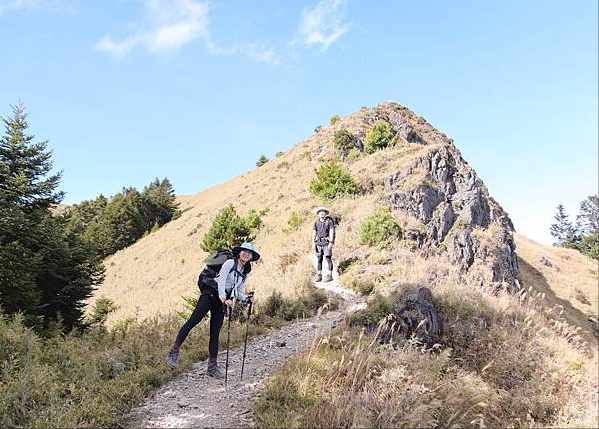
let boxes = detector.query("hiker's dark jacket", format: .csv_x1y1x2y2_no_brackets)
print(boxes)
313,218,335,246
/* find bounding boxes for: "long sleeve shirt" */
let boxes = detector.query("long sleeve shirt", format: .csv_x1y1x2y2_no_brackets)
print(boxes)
216,259,249,303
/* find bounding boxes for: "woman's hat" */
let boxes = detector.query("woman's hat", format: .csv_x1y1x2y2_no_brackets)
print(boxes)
314,206,329,215
232,242,261,261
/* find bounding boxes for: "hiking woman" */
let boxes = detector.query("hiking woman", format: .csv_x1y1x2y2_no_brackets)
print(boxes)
166,242,260,378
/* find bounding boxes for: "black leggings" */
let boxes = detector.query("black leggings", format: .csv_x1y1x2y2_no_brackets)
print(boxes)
174,292,225,358
317,254,333,272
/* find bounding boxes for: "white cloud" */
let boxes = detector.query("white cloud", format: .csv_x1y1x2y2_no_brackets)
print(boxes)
0,0,68,15
298,0,350,52
96,0,209,57
96,0,280,65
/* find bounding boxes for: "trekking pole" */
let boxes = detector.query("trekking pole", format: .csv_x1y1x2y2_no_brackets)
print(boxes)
240,292,254,381
225,305,232,386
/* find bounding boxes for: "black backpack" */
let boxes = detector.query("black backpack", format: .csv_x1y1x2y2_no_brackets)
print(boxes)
197,249,251,295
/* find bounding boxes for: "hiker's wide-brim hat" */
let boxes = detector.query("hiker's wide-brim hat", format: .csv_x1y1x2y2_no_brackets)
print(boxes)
232,242,261,261
314,206,329,215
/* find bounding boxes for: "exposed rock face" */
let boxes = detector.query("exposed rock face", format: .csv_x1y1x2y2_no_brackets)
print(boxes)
379,287,442,347
378,111,520,292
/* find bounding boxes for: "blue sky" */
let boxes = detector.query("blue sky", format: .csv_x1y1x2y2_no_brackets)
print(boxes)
1,0,597,245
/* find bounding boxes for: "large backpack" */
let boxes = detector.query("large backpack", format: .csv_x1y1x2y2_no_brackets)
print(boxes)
197,249,250,295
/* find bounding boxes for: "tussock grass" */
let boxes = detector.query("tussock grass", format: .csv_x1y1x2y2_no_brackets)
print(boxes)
0,275,338,428
255,255,599,428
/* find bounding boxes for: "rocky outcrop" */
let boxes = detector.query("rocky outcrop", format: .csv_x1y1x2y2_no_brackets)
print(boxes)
379,287,442,347
384,141,520,292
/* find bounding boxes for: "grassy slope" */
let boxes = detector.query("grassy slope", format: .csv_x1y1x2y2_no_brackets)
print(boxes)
88,103,432,324
85,102,598,427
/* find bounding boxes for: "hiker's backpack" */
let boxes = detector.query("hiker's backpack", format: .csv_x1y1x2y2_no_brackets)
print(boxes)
197,249,250,295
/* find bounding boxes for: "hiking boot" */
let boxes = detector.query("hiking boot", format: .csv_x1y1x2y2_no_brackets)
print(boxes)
166,348,179,368
323,274,333,282
207,362,225,379
314,273,322,282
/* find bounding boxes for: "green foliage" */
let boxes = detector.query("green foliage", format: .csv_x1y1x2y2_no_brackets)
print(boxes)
284,211,303,233
308,161,359,201
348,293,393,328
550,204,577,248
346,148,362,161
256,154,269,167
87,297,119,327
200,204,262,253
67,178,180,258
364,120,394,154
245,209,263,230
275,151,285,158
550,196,599,260
333,129,359,157
0,104,104,332
259,282,330,321
358,207,403,246
329,114,340,125
575,195,598,260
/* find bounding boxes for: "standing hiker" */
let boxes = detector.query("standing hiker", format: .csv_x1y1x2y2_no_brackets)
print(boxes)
166,242,260,378
312,207,335,282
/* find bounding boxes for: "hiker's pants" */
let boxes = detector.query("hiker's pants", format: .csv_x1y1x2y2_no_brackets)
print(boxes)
315,244,333,272
174,292,225,358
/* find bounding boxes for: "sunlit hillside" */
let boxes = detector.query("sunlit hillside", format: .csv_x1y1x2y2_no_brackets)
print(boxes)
87,103,598,348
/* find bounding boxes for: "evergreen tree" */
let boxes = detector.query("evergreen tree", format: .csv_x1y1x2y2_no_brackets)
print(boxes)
0,103,103,330
141,177,179,228
550,204,576,247
201,204,256,253
36,213,104,331
256,155,269,167
575,195,599,260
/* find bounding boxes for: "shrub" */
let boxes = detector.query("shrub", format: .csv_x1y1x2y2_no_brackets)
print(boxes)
256,154,269,167
308,161,359,201
330,114,340,125
346,148,362,161
333,129,359,157
200,204,259,253
284,211,303,233
86,297,118,327
259,281,331,321
364,120,394,154
347,293,393,328
244,209,263,230
359,207,403,246
275,151,285,158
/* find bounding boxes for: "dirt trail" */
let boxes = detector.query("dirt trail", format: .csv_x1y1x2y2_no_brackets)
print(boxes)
126,263,365,428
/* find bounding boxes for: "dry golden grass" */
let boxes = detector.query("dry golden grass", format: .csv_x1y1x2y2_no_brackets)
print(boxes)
515,233,598,342
86,101,598,426
256,250,599,428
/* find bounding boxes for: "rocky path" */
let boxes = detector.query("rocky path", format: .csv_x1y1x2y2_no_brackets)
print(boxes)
126,265,365,428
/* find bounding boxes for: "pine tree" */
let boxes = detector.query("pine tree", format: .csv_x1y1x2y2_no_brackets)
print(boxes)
549,204,577,248
201,204,255,253
0,103,63,212
256,155,269,167
0,103,104,330
575,195,599,260
141,177,179,228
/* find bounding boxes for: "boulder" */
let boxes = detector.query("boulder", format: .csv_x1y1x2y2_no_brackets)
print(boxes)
379,287,443,347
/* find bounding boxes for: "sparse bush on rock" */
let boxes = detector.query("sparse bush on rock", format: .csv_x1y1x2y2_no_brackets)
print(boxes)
364,120,395,154
359,207,403,246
